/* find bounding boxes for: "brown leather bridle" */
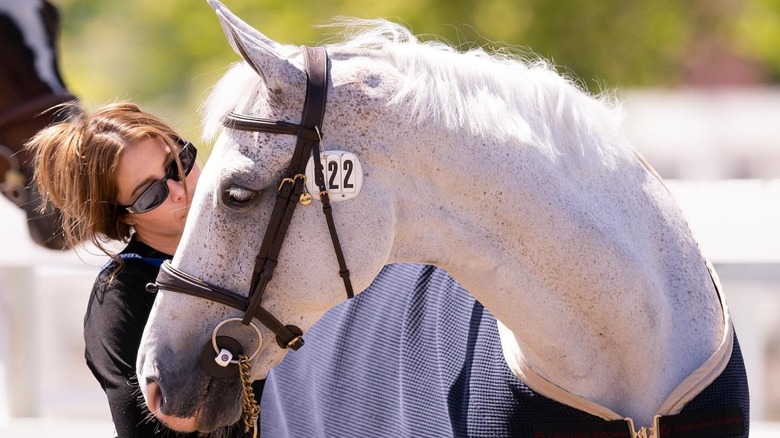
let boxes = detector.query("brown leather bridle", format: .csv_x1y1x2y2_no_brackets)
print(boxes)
149,46,354,351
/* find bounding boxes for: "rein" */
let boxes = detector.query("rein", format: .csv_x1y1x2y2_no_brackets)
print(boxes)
149,46,354,353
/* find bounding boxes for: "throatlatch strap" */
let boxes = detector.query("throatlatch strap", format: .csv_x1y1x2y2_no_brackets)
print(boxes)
298,47,354,298
311,137,354,298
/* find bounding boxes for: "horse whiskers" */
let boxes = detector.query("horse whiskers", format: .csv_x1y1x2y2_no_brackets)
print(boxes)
128,379,167,431
132,385,164,427
129,373,245,438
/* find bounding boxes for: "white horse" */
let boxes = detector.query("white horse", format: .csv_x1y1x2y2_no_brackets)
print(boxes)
137,0,743,435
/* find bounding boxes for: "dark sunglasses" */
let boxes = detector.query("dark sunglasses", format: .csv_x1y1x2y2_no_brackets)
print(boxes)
121,141,198,214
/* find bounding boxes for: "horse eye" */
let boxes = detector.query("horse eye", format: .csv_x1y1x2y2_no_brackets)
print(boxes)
224,185,257,204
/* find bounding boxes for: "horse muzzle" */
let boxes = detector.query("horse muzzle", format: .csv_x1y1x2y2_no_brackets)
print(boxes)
142,380,199,433
140,363,244,433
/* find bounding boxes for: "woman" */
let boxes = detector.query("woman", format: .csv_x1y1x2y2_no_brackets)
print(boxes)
27,101,253,437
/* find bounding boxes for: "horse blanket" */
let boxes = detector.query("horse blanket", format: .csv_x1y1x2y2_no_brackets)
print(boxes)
261,263,749,437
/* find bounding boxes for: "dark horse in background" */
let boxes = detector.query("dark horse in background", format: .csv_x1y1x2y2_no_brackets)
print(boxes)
0,0,77,249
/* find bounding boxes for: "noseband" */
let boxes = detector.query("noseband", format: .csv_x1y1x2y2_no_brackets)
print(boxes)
149,46,354,351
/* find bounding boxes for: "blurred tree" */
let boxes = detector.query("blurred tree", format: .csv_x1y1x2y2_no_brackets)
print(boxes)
734,0,780,83
52,0,778,144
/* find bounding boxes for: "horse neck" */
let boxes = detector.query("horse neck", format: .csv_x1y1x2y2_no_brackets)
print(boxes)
385,124,641,288
380,121,723,424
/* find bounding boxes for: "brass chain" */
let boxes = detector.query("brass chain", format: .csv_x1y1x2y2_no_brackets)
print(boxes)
238,354,260,438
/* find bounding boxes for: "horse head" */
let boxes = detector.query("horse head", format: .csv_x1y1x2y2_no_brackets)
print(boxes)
137,1,402,432
0,0,76,249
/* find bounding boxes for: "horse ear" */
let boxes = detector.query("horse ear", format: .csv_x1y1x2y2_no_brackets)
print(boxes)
207,0,303,91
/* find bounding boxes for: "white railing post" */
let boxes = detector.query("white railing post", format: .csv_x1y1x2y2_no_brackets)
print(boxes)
0,265,40,418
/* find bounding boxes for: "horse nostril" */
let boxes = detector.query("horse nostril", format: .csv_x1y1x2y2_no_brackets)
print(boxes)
142,379,199,433
145,380,163,414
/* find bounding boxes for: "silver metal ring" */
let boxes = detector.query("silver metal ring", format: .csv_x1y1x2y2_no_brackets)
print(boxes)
211,318,263,364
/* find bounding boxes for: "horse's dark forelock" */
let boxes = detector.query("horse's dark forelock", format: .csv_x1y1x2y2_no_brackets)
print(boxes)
0,14,34,70
40,0,61,43
39,0,67,87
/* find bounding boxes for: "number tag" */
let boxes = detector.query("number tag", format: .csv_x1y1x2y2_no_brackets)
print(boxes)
305,151,363,202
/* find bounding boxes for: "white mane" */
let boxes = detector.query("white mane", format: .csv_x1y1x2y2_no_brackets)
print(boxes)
202,18,633,164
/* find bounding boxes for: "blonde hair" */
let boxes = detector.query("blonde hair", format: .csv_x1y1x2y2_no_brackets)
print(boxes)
27,101,185,257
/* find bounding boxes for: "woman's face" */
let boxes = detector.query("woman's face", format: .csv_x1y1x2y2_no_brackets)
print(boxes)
115,136,201,253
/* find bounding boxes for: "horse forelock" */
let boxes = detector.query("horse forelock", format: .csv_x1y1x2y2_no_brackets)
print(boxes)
201,61,262,141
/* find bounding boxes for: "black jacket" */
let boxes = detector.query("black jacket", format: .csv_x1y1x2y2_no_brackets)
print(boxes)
83,237,258,437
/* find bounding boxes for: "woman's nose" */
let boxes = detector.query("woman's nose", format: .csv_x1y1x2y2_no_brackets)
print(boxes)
167,178,186,202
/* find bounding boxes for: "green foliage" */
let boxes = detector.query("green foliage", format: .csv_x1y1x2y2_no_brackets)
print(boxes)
735,0,780,82
51,0,780,144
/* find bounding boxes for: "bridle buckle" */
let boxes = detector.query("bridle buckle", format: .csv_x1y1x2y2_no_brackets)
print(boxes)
286,336,304,349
